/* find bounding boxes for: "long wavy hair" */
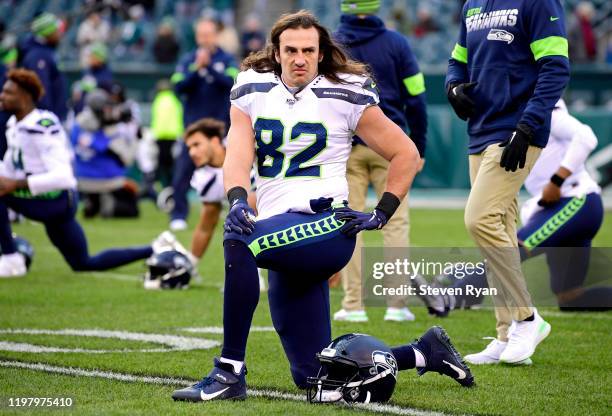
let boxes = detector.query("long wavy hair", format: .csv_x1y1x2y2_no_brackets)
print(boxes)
242,10,369,84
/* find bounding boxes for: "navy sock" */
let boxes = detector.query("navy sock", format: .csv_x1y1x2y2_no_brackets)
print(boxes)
221,239,260,361
0,202,16,254
391,344,416,370
559,286,612,311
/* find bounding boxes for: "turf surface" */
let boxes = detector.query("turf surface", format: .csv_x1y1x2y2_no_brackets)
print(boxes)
0,203,610,415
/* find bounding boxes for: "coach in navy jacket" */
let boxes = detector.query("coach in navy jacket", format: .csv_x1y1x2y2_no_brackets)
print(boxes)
167,17,238,230
335,12,427,156
18,13,67,121
446,0,570,365
331,0,427,323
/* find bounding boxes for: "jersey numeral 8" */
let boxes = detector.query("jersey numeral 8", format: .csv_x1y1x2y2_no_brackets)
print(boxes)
254,118,327,178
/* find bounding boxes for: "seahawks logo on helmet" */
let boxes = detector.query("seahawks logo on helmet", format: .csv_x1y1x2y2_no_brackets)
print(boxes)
307,333,398,404
144,250,193,290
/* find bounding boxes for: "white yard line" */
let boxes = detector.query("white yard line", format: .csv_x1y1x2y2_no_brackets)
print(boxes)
0,360,450,416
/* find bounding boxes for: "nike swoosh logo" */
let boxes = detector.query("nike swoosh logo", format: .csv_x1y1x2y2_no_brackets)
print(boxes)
550,16,559,21
200,387,229,401
443,360,467,379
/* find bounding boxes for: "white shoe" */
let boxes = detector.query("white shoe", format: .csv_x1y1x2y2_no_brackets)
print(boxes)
500,309,551,364
0,252,27,278
465,338,507,365
384,307,415,322
333,309,368,322
169,219,188,231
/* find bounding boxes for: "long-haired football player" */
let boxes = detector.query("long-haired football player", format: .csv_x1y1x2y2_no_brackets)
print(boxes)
172,10,474,404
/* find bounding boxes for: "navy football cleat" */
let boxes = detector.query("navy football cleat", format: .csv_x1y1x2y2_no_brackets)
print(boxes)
172,358,247,402
414,326,475,387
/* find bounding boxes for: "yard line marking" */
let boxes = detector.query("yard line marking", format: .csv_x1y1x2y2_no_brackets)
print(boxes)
540,311,612,320
0,328,219,353
0,360,451,416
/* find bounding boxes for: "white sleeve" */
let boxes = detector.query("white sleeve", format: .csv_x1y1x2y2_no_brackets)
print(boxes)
347,78,380,133
26,129,77,195
552,110,598,173
229,71,254,116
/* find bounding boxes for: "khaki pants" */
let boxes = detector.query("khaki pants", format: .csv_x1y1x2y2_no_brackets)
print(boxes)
465,143,542,341
340,145,410,311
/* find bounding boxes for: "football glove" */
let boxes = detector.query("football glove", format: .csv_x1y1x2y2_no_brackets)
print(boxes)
447,82,477,121
335,207,388,237
309,197,334,213
224,199,256,235
499,124,533,172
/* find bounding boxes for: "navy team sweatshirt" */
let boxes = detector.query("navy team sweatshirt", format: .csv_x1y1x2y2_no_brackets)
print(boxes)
335,14,428,157
171,48,238,127
446,0,570,154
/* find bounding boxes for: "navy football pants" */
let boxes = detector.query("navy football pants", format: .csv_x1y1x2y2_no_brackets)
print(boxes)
0,191,152,271
223,210,356,387
453,193,607,306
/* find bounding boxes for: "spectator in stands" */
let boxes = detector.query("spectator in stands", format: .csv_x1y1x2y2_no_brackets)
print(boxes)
568,1,598,63
151,79,183,188
17,13,67,121
217,18,240,57
153,17,180,64
240,13,265,59
168,16,238,231
333,0,428,323
116,4,147,57
413,6,440,38
77,8,111,66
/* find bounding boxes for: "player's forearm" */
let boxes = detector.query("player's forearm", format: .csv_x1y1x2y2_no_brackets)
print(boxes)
385,141,419,201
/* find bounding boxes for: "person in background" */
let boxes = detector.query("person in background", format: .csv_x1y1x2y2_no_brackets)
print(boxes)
151,79,183,189
17,12,67,121
153,17,180,64
568,1,598,63
240,13,265,59
77,7,111,66
333,0,428,323
168,16,238,231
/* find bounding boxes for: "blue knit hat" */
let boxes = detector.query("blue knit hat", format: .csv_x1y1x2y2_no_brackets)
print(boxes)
341,0,381,14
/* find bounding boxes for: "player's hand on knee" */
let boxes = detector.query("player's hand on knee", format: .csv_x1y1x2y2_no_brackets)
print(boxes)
335,207,388,237
447,82,477,120
499,123,533,172
225,200,256,235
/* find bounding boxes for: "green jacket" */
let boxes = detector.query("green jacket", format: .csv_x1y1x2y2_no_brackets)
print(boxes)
151,90,183,140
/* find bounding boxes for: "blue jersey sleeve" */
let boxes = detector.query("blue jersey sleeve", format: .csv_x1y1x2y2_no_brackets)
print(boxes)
397,37,427,157
445,3,469,89
519,0,570,132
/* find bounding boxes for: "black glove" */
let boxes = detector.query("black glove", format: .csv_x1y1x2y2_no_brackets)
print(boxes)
499,124,534,172
447,82,477,120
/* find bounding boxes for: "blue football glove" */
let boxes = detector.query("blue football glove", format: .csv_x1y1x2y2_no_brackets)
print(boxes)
335,207,388,237
224,199,256,235
309,197,334,213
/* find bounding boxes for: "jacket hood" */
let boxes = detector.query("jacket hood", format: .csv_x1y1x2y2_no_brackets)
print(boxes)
336,14,386,46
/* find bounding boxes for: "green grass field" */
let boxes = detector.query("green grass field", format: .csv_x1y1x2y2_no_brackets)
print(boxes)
1,203,611,415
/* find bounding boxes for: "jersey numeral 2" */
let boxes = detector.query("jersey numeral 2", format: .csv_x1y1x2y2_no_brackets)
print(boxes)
254,118,327,178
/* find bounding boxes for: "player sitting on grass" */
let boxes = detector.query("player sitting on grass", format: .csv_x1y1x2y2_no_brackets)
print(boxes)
0,69,182,277
171,10,473,404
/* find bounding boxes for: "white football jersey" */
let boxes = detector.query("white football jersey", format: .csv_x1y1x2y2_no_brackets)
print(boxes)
230,69,379,219
2,109,76,196
191,166,225,203
521,100,600,224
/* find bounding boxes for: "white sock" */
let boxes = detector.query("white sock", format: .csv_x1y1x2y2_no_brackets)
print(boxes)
219,357,244,374
414,348,426,368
